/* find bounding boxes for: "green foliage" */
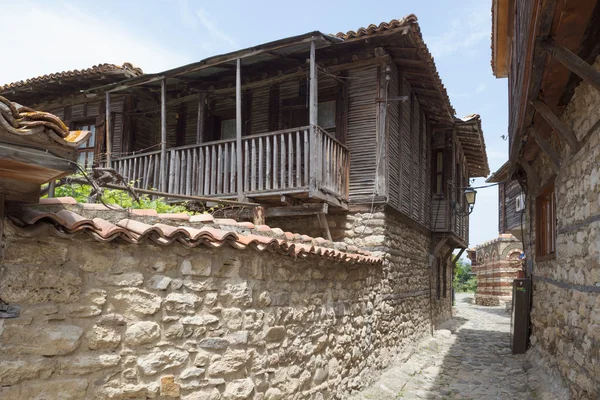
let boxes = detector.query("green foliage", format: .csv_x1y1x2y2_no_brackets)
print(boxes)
453,259,477,293
49,178,191,214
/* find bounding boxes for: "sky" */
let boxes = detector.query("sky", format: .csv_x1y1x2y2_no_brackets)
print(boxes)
0,0,509,247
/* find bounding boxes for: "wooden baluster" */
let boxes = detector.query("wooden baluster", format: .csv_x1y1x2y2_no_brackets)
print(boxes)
266,137,271,190
223,143,230,194
198,148,205,196
175,151,182,194
280,134,285,188
288,132,293,188
295,130,301,188
179,151,185,195
230,142,236,194
273,136,278,190
303,129,309,186
210,146,217,195
203,147,210,195
258,137,264,191
251,138,257,192
191,149,198,195
217,144,223,195
244,141,250,192
185,150,192,196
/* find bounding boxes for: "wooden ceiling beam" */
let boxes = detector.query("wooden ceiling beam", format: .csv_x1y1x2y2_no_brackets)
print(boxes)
531,129,561,172
531,99,580,151
541,38,600,94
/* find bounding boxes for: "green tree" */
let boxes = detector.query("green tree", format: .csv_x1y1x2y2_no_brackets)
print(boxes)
453,259,477,292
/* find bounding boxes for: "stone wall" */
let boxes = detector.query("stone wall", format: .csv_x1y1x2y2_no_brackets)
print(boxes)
472,234,522,306
0,207,452,399
524,56,600,399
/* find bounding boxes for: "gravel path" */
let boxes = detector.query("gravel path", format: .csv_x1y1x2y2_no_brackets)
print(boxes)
352,293,538,400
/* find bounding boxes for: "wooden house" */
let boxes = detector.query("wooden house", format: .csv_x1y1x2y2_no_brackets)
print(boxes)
1,15,489,249
492,0,600,396
486,161,526,240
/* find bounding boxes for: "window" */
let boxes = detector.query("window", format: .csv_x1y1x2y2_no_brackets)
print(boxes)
74,122,96,168
221,119,236,140
536,181,556,259
435,150,444,196
318,101,336,130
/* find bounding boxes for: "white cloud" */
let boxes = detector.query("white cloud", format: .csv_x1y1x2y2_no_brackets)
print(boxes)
0,1,189,86
196,8,236,48
427,7,490,60
475,83,487,93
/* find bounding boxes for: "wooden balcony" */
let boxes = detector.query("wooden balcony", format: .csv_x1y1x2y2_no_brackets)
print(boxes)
109,126,349,206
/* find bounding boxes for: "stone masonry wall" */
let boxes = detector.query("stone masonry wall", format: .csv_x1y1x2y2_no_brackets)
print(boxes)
0,207,451,399
472,234,522,306
525,56,600,399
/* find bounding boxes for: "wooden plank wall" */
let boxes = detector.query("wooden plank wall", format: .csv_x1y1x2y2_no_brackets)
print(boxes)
504,179,523,232
48,97,125,158
347,65,379,202
386,70,431,227
387,63,401,210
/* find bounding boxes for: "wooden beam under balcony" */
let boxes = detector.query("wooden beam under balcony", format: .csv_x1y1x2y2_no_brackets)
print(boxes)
531,129,561,172
531,99,580,151
540,38,600,95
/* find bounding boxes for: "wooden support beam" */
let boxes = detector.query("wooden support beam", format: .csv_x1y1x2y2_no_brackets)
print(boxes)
317,212,332,241
541,38,600,95
442,247,455,264
196,92,206,144
452,248,466,265
432,237,448,259
519,158,539,190
309,39,318,194
268,203,328,217
160,79,167,192
105,92,112,168
252,206,265,225
48,180,56,198
531,99,580,151
236,59,243,201
531,129,561,171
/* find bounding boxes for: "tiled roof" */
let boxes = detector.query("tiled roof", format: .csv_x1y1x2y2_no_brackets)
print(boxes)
335,14,456,117
454,114,490,177
0,96,90,148
6,197,383,266
0,63,143,92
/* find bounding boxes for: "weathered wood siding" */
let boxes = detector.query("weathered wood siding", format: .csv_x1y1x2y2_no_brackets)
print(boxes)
347,65,379,202
502,179,524,233
386,69,431,227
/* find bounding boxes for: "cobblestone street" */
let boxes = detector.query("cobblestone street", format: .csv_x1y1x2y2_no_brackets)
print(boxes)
352,293,563,400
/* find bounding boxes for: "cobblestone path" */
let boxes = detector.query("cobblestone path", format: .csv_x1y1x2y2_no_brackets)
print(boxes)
352,293,538,400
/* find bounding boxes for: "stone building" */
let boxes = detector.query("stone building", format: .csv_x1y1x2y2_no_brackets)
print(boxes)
469,234,523,306
492,0,600,397
0,14,490,399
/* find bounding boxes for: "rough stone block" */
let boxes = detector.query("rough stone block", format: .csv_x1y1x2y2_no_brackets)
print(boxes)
198,338,230,350
112,288,161,316
124,321,161,347
87,325,122,350
58,354,121,375
1,324,83,355
223,378,255,399
161,375,181,398
0,357,55,385
181,256,212,276
0,378,88,400
136,348,188,375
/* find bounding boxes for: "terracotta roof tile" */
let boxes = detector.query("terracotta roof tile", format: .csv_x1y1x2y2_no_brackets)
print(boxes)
8,197,382,266
0,63,143,93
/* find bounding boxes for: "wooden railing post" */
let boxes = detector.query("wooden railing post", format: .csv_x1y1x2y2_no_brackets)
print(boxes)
105,92,112,168
309,39,319,194
160,79,167,192
236,58,243,201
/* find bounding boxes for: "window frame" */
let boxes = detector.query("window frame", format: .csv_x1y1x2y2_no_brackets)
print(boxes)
535,180,556,261
72,119,97,168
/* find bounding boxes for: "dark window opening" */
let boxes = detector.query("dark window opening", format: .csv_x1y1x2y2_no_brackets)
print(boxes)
536,181,556,260
175,105,187,147
73,121,96,168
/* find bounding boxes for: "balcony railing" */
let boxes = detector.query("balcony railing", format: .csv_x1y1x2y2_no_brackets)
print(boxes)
109,126,349,202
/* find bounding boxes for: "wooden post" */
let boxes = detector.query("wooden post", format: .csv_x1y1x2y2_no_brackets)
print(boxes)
309,39,318,194
252,206,265,225
105,93,112,168
196,92,206,144
541,38,600,95
532,130,561,171
531,99,580,151
236,59,244,201
160,79,167,192
48,180,56,198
